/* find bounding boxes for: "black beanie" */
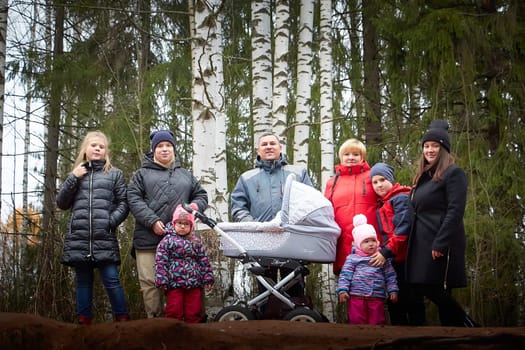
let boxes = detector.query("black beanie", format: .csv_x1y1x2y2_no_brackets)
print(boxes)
150,130,176,151
421,120,451,153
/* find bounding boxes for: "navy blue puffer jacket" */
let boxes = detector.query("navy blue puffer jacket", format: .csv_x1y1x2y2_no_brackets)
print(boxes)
57,160,129,266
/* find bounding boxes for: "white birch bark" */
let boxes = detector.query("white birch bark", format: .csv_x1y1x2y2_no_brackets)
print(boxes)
293,0,314,165
251,0,272,147
190,0,237,307
191,0,228,220
272,0,290,148
319,0,337,321
320,0,334,191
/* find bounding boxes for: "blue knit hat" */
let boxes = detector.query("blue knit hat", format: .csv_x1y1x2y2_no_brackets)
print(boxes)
370,162,395,184
150,130,176,151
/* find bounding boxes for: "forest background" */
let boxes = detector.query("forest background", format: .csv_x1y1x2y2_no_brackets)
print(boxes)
0,0,524,327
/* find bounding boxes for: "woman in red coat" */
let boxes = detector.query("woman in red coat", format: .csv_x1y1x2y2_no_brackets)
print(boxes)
324,139,379,275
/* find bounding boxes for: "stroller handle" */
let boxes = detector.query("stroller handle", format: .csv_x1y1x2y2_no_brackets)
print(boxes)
182,203,217,228
182,203,250,259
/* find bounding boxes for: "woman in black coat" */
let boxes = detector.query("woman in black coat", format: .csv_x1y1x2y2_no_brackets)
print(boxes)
57,131,130,325
406,120,477,327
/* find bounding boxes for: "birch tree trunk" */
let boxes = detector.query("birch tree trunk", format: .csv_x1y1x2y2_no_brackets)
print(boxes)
191,0,216,210
319,0,337,322
272,0,290,147
319,0,334,191
293,0,314,165
190,0,234,307
0,0,7,220
190,0,228,221
251,0,272,147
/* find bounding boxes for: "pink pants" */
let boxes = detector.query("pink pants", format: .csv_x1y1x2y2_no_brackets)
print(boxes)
165,288,202,323
348,297,385,325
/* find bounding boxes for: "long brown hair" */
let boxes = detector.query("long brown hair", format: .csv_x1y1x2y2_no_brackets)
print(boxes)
72,131,112,173
412,147,455,186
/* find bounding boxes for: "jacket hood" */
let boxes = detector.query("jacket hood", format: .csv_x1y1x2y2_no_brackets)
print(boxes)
141,151,181,170
381,182,411,201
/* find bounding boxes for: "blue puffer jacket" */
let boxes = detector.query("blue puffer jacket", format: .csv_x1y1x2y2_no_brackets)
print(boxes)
56,160,129,266
230,154,312,222
127,152,208,250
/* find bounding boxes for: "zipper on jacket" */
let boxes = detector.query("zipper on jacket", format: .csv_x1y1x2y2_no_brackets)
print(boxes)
443,249,450,290
87,163,94,261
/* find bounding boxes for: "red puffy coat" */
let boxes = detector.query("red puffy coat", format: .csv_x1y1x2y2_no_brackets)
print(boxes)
324,161,379,275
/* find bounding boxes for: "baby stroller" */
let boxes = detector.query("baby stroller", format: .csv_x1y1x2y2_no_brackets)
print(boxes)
183,174,341,322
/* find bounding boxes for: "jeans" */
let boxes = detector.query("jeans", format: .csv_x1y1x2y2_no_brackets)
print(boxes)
75,263,128,318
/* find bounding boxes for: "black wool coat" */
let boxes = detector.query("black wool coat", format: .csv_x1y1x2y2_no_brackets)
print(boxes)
406,164,467,288
57,160,129,266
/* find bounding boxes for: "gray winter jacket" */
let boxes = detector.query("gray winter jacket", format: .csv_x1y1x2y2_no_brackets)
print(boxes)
231,154,312,222
57,160,129,266
127,152,208,251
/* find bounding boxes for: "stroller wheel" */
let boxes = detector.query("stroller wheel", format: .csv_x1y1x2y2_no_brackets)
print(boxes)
214,305,255,322
283,307,324,322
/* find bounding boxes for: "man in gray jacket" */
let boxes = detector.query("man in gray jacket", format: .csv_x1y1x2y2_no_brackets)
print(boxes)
231,132,312,298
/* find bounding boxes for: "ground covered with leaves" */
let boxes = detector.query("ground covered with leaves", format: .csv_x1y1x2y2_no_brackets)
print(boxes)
1,312,525,349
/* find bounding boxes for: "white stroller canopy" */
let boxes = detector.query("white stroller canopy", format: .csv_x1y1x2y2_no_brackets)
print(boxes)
280,173,341,236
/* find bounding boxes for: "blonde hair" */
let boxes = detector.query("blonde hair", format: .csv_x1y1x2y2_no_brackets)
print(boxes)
338,138,367,161
73,131,112,173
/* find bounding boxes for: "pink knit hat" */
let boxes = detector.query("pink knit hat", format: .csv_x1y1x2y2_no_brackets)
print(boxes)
352,214,378,249
172,204,195,231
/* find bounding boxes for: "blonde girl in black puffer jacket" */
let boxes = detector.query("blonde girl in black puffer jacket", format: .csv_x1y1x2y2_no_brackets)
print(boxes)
57,131,130,325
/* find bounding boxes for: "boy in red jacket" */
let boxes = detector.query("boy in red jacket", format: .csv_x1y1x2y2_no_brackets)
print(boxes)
368,162,417,325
